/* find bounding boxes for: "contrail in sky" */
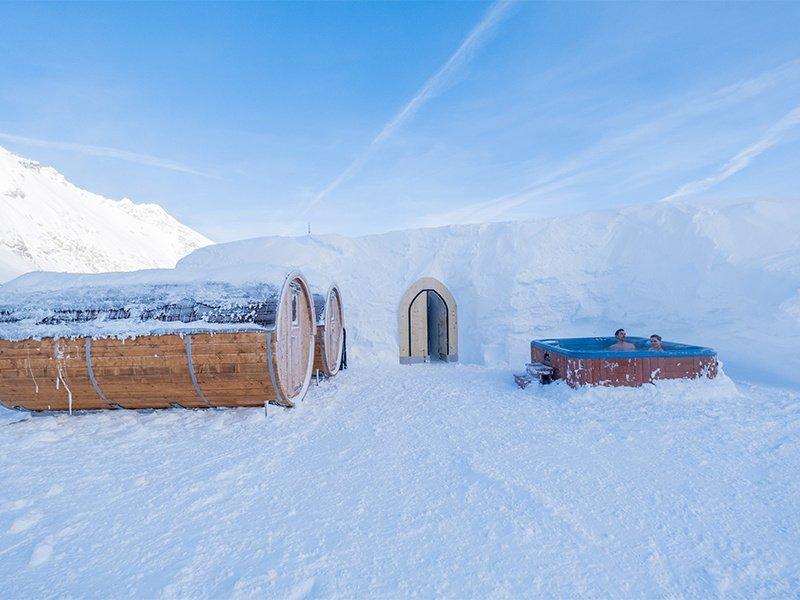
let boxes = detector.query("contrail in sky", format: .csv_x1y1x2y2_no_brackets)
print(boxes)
660,104,800,202
413,58,800,227
0,132,209,177
304,0,516,214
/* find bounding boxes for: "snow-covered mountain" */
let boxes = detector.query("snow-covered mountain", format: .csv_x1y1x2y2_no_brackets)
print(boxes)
0,145,212,282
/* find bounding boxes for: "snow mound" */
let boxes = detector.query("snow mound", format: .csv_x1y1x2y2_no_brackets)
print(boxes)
178,197,800,386
0,145,212,282
4,196,799,386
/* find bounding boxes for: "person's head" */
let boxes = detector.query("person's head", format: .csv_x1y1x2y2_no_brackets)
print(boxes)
615,328,626,341
649,334,662,349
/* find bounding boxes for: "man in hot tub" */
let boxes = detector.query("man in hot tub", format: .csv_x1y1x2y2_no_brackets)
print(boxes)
609,328,635,351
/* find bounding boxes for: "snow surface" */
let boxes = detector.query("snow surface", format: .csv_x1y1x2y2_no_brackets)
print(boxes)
1,196,799,596
0,145,212,282
1,366,798,597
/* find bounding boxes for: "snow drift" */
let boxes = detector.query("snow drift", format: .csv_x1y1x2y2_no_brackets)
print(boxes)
1,198,798,598
3,196,798,387
3,365,798,597
0,145,212,282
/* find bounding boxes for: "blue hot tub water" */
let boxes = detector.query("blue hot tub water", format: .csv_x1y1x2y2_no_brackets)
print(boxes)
531,337,717,359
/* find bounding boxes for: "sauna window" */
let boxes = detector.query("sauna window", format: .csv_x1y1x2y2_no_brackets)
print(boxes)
291,287,299,325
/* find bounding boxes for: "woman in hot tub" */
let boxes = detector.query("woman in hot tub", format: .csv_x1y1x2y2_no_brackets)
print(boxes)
648,334,665,351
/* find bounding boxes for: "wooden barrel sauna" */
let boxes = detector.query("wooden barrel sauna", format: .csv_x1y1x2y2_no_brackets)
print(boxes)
312,284,345,377
0,271,316,412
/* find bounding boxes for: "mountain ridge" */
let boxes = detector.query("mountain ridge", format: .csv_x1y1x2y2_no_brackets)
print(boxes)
0,145,212,282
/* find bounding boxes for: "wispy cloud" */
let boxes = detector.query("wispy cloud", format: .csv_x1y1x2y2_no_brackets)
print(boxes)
0,132,210,177
304,0,516,215
661,104,800,202
415,57,800,227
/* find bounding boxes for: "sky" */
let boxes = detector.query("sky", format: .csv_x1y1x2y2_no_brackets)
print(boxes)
0,1,799,242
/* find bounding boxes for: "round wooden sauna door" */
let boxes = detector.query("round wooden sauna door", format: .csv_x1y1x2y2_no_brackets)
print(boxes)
277,281,312,399
324,289,343,370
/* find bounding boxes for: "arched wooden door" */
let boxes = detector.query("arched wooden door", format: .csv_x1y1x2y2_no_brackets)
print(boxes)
398,277,458,364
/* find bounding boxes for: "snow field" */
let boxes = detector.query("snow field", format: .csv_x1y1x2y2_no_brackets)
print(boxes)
1,364,798,597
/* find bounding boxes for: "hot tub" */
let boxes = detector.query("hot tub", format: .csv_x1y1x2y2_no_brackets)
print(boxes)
530,337,718,387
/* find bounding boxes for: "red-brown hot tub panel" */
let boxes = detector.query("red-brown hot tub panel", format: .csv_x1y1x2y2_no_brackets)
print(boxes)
531,346,717,388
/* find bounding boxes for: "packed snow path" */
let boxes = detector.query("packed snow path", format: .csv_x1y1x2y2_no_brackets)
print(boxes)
1,365,798,597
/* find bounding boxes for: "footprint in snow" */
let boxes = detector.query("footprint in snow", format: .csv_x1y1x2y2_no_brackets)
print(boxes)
3,498,31,511
45,484,64,497
8,510,42,534
28,540,53,567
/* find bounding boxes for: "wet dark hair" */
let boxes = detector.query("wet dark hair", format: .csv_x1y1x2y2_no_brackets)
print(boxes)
615,328,625,336
650,334,662,341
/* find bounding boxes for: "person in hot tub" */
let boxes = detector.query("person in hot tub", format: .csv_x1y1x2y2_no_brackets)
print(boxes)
609,328,635,351
648,334,664,351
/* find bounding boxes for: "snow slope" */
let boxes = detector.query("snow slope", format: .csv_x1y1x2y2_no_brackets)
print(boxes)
7,195,795,385
0,366,798,597
0,146,212,282
1,197,799,597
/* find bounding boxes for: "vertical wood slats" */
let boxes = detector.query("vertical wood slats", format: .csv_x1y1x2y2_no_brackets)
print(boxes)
529,342,717,388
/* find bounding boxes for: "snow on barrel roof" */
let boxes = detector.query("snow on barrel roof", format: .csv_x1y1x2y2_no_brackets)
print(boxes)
0,262,316,340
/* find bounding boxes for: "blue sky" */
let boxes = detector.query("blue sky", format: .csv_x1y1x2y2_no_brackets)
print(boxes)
1,1,798,241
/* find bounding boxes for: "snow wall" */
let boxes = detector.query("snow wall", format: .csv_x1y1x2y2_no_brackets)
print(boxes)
4,197,799,387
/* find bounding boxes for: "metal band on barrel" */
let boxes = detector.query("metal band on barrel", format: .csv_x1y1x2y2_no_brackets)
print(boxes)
84,337,108,403
185,334,210,406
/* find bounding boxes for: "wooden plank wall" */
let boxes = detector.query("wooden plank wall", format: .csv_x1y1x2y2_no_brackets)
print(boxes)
313,325,329,375
0,331,293,412
531,345,718,388
0,338,110,411
325,292,343,373
190,332,276,407
90,335,198,409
